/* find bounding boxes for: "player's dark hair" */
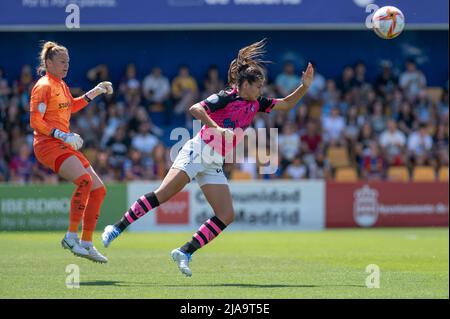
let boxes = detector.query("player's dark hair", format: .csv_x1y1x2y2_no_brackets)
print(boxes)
228,39,269,88
37,41,68,76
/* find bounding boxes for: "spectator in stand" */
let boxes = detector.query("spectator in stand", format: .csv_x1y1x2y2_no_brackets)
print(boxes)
77,102,102,147
0,127,10,181
407,123,433,166
276,61,301,97
202,65,225,100
99,103,124,148
142,66,171,112
151,143,170,180
343,105,362,146
379,119,406,166
105,124,131,169
370,100,387,135
396,101,418,135
360,141,386,181
355,122,375,164
284,156,308,180
4,97,21,133
308,150,331,179
337,65,356,94
131,122,159,156
259,148,283,180
127,106,163,138
437,89,449,119
8,144,34,184
87,64,111,85
95,151,117,182
415,91,433,125
171,64,198,117
31,161,58,184
9,125,28,158
276,61,301,120
272,109,288,131
301,120,323,156
304,61,326,101
294,103,310,129
354,61,370,89
238,153,258,180
322,106,345,146
321,79,341,117
389,88,404,116
433,124,449,168
374,60,398,97
278,121,300,169
86,64,115,107
0,67,12,108
338,90,353,116
399,59,427,101
119,63,141,105
13,64,34,99
122,147,153,181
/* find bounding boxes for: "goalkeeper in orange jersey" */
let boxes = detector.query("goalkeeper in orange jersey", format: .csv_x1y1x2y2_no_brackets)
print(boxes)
29,41,113,263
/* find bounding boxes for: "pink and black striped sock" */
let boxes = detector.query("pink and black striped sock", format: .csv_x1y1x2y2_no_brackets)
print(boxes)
180,216,227,255
114,192,160,231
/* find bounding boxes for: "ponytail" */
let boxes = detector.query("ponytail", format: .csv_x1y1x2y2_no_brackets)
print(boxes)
37,41,68,76
227,39,268,87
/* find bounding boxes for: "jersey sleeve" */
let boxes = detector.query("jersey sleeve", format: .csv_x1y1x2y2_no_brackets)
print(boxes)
71,96,88,113
257,96,279,113
29,82,54,136
69,83,88,113
199,90,231,114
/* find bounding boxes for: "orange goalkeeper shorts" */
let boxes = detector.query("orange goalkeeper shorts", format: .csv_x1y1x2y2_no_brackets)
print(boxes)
33,137,90,173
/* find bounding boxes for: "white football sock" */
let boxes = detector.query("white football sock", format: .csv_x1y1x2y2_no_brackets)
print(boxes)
80,240,93,249
65,232,78,240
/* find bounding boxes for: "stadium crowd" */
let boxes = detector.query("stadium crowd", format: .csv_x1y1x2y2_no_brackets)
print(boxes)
0,59,448,183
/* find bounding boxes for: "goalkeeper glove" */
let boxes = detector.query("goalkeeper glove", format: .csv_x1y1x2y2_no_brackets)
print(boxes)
85,81,113,101
52,129,84,150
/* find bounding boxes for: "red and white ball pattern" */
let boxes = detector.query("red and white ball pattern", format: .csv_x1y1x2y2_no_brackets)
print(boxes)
372,6,405,40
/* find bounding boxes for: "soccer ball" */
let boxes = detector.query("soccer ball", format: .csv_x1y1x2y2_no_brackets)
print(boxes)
372,6,405,39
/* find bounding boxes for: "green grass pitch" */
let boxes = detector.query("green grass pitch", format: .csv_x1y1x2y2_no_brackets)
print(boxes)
0,228,448,299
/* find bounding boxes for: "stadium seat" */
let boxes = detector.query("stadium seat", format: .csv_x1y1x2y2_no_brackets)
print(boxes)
230,170,252,180
387,166,410,181
327,147,350,168
335,167,358,182
426,87,443,106
412,166,436,182
438,166,449,182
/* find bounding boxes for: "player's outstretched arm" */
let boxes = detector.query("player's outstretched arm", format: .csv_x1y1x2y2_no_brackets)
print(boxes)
273,62,314,111
72,81,114,113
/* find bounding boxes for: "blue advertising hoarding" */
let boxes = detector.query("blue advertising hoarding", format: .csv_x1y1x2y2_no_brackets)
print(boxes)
0,0,448,30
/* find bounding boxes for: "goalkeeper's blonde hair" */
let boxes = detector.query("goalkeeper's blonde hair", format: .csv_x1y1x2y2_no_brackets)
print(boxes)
37,41,68,76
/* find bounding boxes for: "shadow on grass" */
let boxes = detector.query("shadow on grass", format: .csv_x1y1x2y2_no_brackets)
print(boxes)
80,281,365,289
160,283,366,288
81,280,127,287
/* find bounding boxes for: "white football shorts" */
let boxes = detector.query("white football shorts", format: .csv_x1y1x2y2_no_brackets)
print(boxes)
171,134,228,187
